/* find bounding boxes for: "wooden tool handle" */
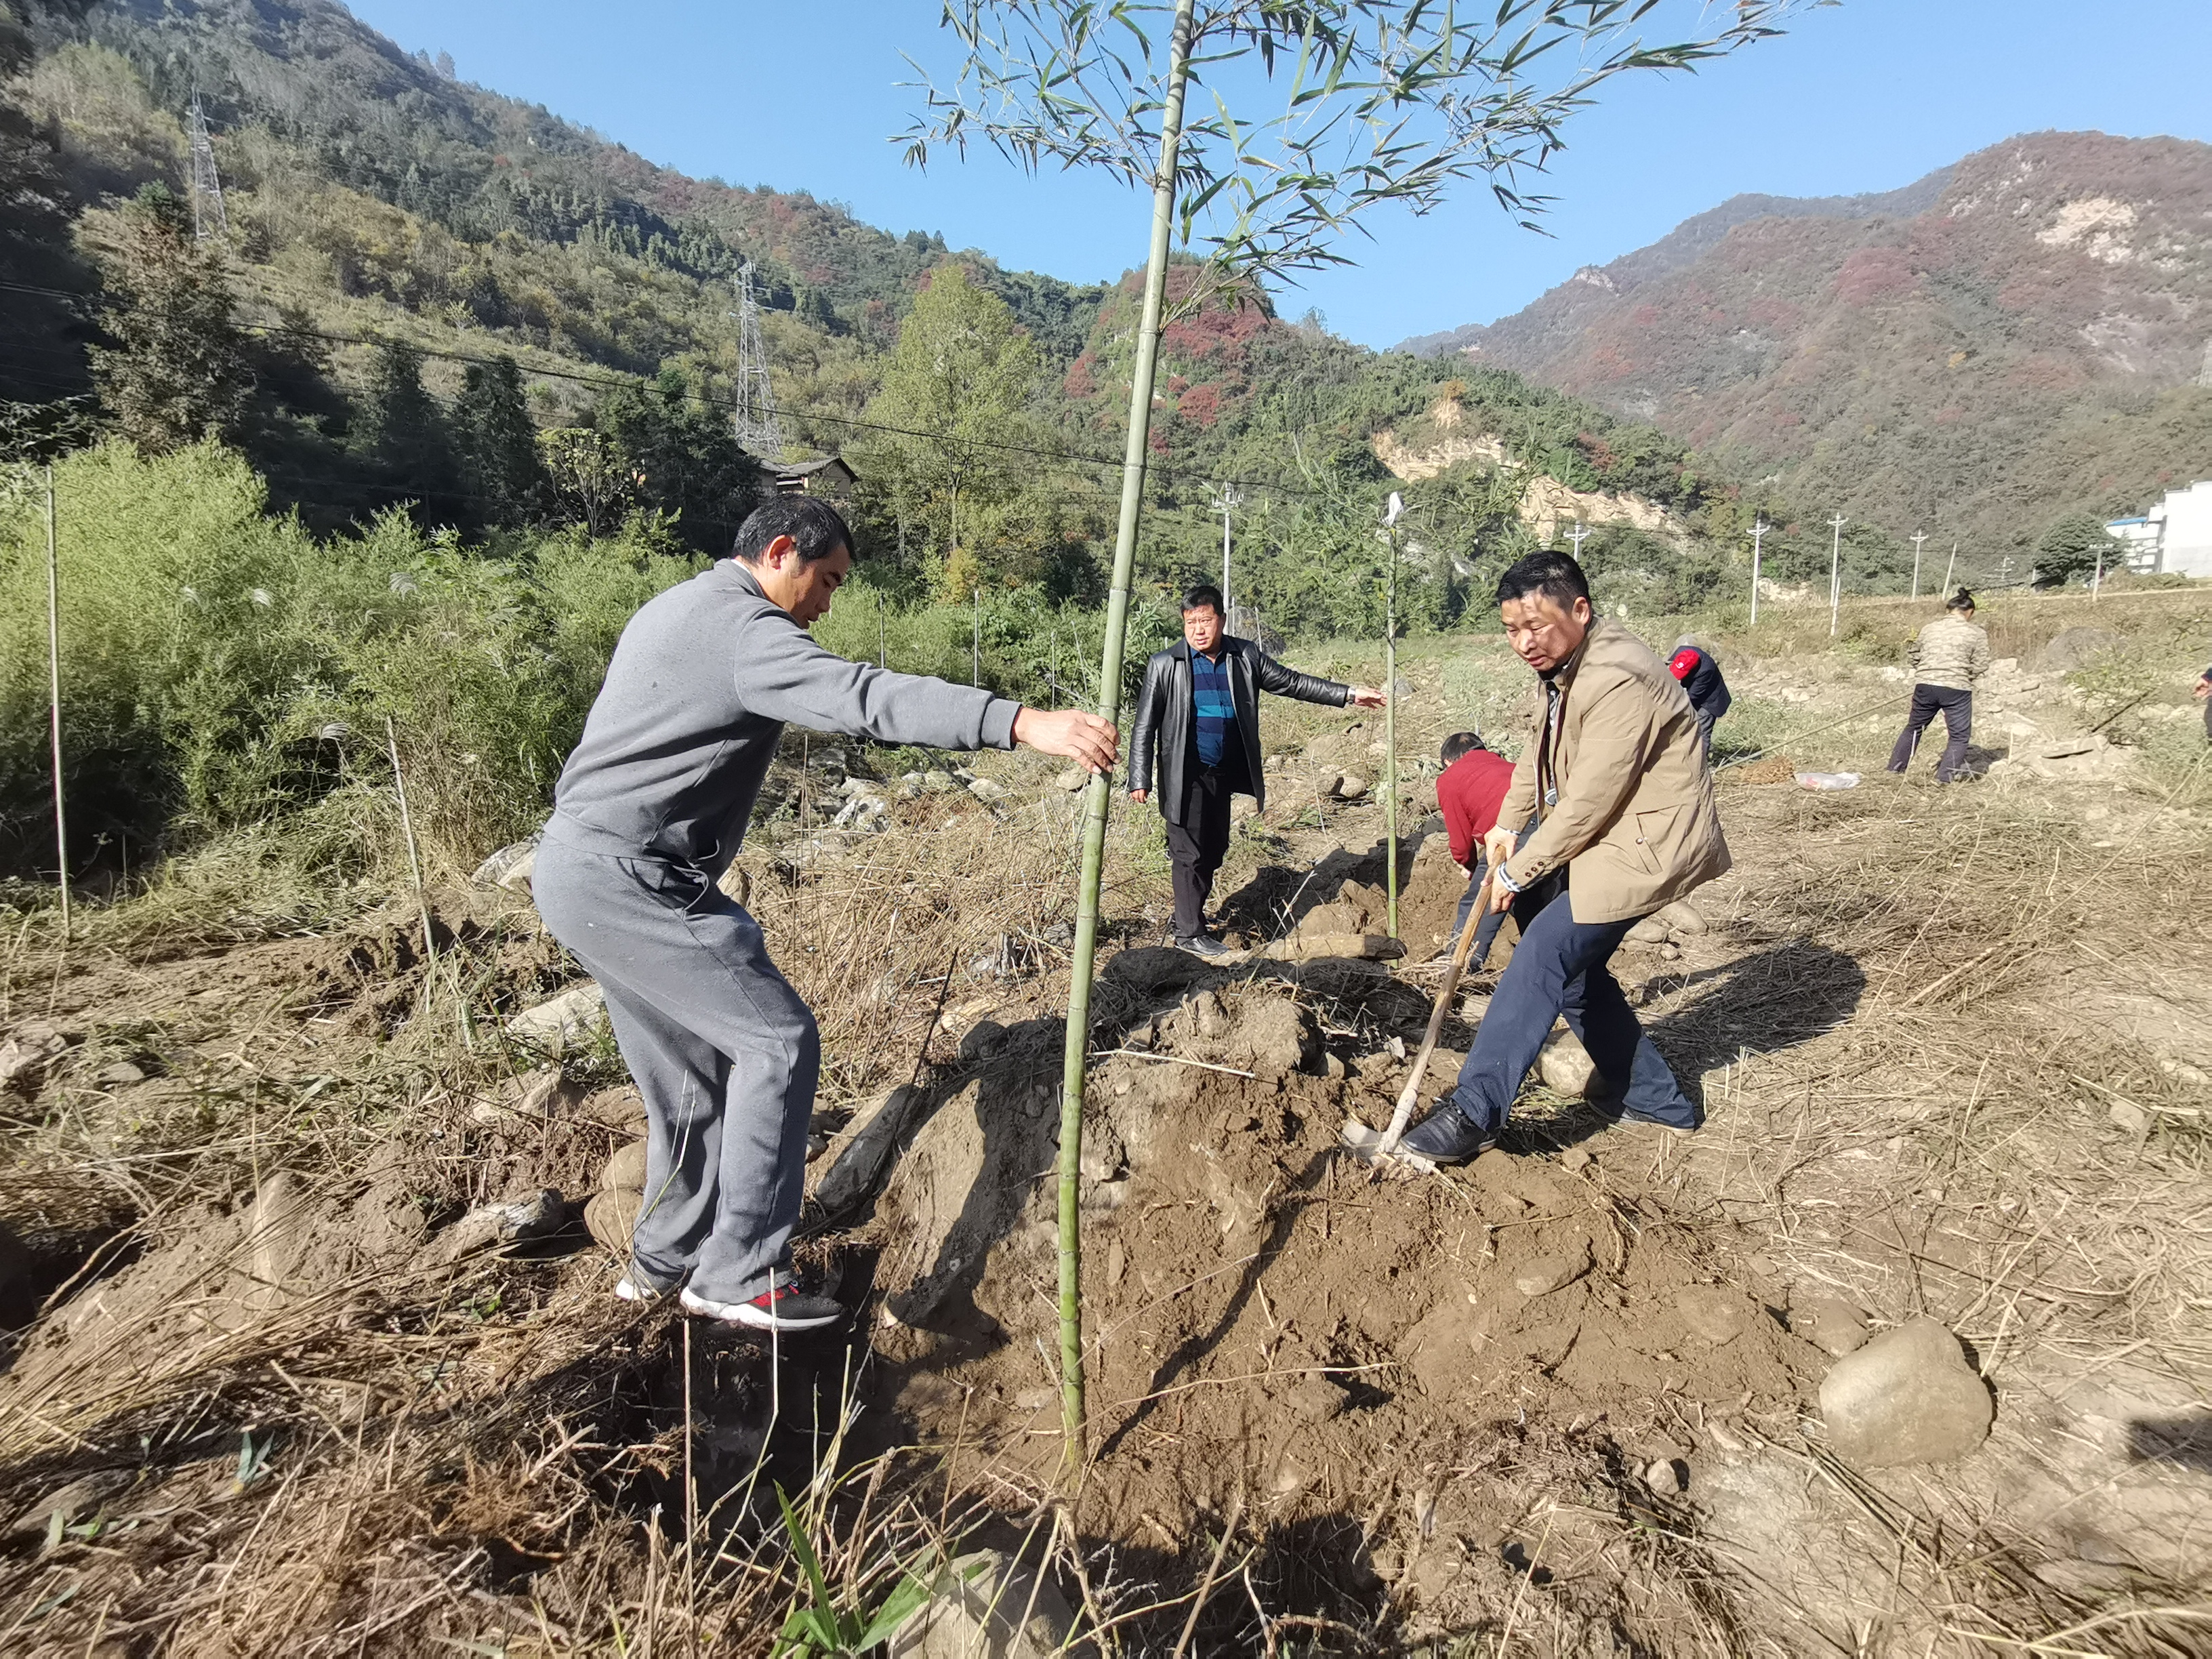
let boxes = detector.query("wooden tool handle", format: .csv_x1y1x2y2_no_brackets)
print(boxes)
1376,865,1496,1152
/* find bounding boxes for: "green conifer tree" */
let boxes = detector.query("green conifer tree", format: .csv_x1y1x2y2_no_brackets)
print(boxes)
453,352,549,530
354,339,455,520
91,183,251,453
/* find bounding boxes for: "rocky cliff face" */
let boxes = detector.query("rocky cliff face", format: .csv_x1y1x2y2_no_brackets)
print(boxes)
1401,133,2212,556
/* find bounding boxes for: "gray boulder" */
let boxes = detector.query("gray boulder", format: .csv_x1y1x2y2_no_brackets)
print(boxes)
1819,1316,1992,1466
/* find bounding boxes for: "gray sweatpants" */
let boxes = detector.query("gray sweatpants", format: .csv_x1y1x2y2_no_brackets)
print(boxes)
531,831,819,1301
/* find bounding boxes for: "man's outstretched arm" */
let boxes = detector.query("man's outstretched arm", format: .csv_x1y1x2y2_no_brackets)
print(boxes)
1252,651,1385,709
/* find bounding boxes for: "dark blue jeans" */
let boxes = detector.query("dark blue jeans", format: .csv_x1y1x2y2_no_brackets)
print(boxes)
1445,886,1698,1134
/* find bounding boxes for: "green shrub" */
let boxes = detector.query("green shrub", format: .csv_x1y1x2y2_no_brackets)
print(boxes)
0,441,698,876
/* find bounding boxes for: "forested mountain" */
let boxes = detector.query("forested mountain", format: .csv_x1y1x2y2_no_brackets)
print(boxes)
1404,132,2212,561
3,0,1940,641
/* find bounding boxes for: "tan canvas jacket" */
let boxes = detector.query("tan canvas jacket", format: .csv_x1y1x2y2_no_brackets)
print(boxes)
1908,614,1990,692
1497,619,1732,924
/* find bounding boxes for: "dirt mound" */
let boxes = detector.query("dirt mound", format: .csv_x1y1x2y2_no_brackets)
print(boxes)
865,975,1820,1645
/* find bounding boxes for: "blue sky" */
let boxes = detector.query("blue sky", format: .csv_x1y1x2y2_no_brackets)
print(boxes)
346,1,2212,349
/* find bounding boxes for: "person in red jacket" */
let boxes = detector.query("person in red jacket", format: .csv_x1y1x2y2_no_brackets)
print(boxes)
1435,730,1517,955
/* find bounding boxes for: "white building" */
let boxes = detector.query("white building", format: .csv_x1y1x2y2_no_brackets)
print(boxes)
2108,480,2212,577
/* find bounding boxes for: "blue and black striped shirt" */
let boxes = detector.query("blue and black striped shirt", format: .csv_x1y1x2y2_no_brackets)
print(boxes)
1192,649,1237,767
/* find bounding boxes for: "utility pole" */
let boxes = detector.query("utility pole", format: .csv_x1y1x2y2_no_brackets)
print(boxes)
1910,530,1928,600
45,465,69,935
186,92,228,241
1942,543,1957,597
729,261,785,461
2093,537,2105,600
878,592,887,668
1565,519,1591,560
972,589,981,688
1211,482,1243,620
1749,518,1769,625
1827,513,1847,638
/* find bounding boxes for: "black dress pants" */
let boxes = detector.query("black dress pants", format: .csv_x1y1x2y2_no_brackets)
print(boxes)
1166,765,1236,939
1887,684,1973,782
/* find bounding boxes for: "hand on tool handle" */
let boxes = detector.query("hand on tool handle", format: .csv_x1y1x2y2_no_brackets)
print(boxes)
1481,824,1518,912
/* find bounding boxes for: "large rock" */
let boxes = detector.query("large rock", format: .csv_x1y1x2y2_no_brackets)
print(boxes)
1536,1028,1597,1097
507,983,608,1050
1515,1246,1588,1298
890,1549,1076,1658
813,1084,928,1215
0,1020,71,1096
1819,1316,1992,1467
2041,626,2125,674
470,836,539,893
427,1190,567,1264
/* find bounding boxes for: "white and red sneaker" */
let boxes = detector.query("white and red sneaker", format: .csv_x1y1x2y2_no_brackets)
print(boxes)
680,1278,844,1331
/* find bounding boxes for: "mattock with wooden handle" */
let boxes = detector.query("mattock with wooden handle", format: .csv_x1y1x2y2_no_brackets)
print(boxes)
1341,863,1498,1168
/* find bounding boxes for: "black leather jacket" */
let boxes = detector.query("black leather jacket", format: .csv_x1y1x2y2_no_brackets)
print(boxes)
1128,637,1350,825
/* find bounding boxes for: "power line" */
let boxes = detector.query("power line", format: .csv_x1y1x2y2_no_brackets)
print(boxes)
0,276,1331,499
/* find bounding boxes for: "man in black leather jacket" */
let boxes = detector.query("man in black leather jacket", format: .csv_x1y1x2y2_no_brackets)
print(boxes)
1129,585,1383,955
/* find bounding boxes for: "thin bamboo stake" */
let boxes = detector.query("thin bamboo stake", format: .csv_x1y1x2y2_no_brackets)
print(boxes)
384,716,472,1052
1382,495,1402,939
1057,0,1197,1483
44,464,69,936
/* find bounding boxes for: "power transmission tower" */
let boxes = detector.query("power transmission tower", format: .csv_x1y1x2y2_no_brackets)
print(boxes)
187,93,228,241
1827,513,1847,637
1210,482,1243,618
1910,530,1928,600
1749,518,1769,625
729,261,785,462
1565,519,1591,560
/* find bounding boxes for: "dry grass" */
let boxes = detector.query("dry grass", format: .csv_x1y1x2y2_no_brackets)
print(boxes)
5,611,2212,1655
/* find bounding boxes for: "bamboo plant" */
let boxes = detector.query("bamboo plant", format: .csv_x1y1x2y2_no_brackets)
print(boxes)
903,0,1817,1479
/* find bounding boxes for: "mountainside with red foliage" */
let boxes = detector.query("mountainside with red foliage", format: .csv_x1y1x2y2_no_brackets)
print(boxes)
1404,133,2212,558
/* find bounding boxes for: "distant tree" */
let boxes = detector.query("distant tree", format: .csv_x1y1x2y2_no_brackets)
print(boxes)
453,353,549,529
2034,511,2121,588
539,427,639,537
796,286,840,334
863,264,1043,590
0,0,98,407
596,366,762,556
352,339,456,518
91,183,252,452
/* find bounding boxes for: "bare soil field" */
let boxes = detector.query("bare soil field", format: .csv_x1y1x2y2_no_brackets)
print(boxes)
3,592,2209,1656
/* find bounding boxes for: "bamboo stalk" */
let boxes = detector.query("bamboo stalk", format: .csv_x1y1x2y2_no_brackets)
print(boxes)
44,463,70,937
1384,579,1398,941
384,717,472,1052
1057,0,1196,1483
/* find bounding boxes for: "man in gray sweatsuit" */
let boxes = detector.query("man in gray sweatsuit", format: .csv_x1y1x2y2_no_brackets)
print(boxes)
532,497,1116,1331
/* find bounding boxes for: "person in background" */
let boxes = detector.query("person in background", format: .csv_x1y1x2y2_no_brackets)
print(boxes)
1435,729,1517,958
1398,552,1727,1164
2195,664,2211,742
531,497,1117,1331
1668,637,1732,760
1128,584,1384,957
1886,588,1990,783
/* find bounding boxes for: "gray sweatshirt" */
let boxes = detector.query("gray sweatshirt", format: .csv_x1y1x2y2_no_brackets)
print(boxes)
547,560,1019,876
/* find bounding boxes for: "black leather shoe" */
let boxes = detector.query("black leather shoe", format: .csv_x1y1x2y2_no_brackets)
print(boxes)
1399,1104,1498,1164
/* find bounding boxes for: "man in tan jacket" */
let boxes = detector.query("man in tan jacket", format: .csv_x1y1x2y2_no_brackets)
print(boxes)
1401,552,1730,1163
